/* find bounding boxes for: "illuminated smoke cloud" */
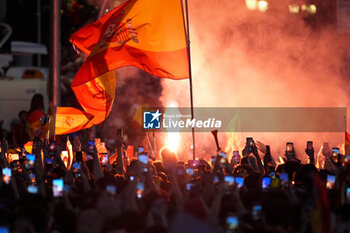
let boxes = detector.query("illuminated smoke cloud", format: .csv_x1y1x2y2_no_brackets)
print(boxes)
160,0,349,161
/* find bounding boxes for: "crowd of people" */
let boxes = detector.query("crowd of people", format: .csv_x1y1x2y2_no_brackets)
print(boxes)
0,124,349,233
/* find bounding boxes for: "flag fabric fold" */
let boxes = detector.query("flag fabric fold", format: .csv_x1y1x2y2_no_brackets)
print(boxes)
56,0,189,135
72,70,117,121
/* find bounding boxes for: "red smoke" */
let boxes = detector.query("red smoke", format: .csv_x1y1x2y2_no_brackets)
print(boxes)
160,0,350,161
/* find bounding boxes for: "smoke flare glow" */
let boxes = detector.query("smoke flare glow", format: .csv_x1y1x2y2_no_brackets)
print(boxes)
160,0,350,161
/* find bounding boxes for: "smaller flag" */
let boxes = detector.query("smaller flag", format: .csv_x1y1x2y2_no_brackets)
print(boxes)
345,132,350,155
55,107,94,135
16,141,33,154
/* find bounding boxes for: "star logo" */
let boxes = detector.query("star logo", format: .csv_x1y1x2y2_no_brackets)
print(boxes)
143,110,162,129
150,110,161,122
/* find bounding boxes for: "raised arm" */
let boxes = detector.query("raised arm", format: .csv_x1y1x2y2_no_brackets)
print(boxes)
115,129,125,174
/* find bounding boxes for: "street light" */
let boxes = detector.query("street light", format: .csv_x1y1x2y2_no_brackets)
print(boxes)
308,4,316,14
288,4,299,14
245,0,257,11
257,0,268,12
245,0,268,12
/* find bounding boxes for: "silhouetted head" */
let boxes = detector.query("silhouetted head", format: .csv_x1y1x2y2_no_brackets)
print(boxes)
29,94,44,113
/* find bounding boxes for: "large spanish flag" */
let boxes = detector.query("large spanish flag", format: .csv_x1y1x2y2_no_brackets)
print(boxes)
70,0,189,81
55,0,189,135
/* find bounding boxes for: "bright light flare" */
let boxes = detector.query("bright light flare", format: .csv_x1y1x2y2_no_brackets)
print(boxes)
167,132,180,152
165,101,180,152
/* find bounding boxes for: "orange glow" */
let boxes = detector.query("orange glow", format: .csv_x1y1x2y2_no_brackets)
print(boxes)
225,133,235,156
160,0,349,162
3,175,10,184
224,132,242,158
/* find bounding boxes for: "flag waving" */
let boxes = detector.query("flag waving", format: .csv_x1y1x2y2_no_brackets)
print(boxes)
70,0,189,81
56,0,189,134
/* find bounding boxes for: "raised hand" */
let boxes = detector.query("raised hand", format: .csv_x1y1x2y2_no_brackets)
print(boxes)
72,135,82,152
256,140,266,154
305,144,315,165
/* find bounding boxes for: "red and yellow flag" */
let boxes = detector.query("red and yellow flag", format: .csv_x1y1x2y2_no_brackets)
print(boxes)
27,110,46,138
56,0,189,135
70,0,189,81
55,107,94,135
16,141,33,154
345,132,350,155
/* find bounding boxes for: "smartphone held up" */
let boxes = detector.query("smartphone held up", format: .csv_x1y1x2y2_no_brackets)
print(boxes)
326,175,336,189
246,137,254,153
53,179,64,197
136,182,144,199
286,142,293,153
2,168,11,184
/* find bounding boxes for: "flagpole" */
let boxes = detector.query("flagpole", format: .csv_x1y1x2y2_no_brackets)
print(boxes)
98,0,108,19
51,0,61,137
153,132,157,160
146,130,155,159
37,0,42,66
182,0,196,160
